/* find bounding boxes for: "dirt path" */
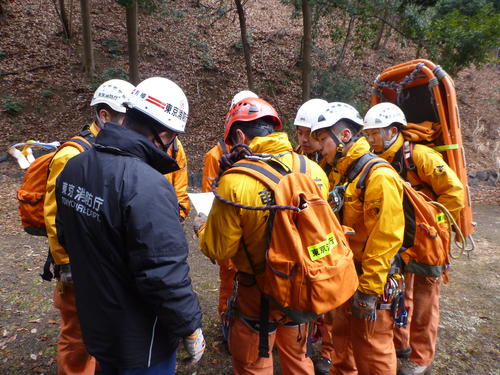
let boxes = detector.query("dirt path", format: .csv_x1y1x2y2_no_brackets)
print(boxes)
0,169,498,374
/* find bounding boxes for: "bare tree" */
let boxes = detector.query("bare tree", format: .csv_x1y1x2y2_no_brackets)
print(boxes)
372,19,386,50
336,14,355,70
301,0,312,101
51,0,72,39
80,0,94,78
126,0,139,84
234,0,254,91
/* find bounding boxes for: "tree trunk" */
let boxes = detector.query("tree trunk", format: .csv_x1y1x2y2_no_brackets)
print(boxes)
59,0,71,39
336,15,355,70
372,1,388,50
372,19,386,50
301,0,312,101
126,1,139,84
79,0,94,78
415,43,422,59
234,0,254,91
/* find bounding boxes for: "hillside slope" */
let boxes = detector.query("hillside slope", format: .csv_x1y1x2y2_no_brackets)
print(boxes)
0,0,498,173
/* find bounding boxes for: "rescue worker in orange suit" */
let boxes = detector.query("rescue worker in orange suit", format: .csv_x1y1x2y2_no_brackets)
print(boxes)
164,137,190,221
311,102,406,375
294,98,334,375
196,97,329,374
201,90,257,324
44,79,134,374
363,102,464,375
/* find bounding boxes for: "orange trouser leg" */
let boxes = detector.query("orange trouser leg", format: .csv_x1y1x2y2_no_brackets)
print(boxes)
275,324,315,375
351,309,396,375
229,317,276,375
320,312,334,360
218,259,237,317
53,283,96,375
408,275,441,367
394,272,414,353
329,303,357,375
230,279,313,375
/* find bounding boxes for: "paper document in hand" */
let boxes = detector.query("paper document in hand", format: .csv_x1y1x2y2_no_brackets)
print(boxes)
188,192,215,216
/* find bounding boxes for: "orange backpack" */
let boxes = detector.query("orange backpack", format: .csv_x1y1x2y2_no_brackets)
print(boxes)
351,154,452,277
17,136,92,236
220,152,359,322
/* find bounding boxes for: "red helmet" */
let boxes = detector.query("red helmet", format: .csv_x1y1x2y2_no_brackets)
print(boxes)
224,97,282,143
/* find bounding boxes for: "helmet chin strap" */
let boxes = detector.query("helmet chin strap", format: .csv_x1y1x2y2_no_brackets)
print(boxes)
326,128,356,167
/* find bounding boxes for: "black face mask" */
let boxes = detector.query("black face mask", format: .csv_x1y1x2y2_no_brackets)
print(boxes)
148,123,175,153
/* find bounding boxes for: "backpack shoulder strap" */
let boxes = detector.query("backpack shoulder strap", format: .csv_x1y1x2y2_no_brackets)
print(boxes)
291,152,308,175
337,153,391,201
345,153,379,183
78,128,96,144
355,159,390,192
219,138,228,154
61,136,92,153
402,141,416,172
224,159,287,192
401,141,432,192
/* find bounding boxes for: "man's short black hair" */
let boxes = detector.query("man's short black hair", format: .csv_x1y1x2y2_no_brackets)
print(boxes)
228,117,275,145
333,119,363,136
95,103,124,123
123,108,166,138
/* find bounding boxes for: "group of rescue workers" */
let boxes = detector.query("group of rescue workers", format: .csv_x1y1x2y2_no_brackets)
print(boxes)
42,74,465,375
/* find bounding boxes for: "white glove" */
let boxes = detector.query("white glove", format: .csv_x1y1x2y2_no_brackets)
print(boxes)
183,327,205,365
193,213,208,236
60,264,74,285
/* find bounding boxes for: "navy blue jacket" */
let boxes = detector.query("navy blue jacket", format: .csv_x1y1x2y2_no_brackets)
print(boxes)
55,123,202,368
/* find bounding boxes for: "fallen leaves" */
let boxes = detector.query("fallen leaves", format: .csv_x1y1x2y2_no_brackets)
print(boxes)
0,334,17,350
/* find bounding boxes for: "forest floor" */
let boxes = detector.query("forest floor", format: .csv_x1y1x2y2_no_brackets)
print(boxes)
0,160,498,374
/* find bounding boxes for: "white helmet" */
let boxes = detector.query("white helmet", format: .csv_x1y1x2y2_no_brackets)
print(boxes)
363,102,407,130
311,102,364,134
294,98,328,129
91,79,135,113
127,77,189,134
230,90,258,108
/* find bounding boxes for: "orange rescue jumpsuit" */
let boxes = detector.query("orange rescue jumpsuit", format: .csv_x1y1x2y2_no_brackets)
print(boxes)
201,139,236,317
328,137,405,375
199,133,329,375
44,123,99,375
378,134,464,367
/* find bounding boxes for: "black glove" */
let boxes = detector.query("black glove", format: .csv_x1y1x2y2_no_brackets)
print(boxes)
351,290,377,320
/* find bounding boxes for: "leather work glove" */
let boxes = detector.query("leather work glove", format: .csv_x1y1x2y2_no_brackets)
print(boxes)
183,327,206,365
193,213,208,236
351,290,378,320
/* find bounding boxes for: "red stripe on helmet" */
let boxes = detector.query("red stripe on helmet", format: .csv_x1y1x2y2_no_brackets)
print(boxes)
145,96,166,109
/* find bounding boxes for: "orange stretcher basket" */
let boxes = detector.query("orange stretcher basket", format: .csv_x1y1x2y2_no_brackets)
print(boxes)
370,59,475,251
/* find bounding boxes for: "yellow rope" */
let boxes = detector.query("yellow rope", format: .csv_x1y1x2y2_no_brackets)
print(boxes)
429,201,466,259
